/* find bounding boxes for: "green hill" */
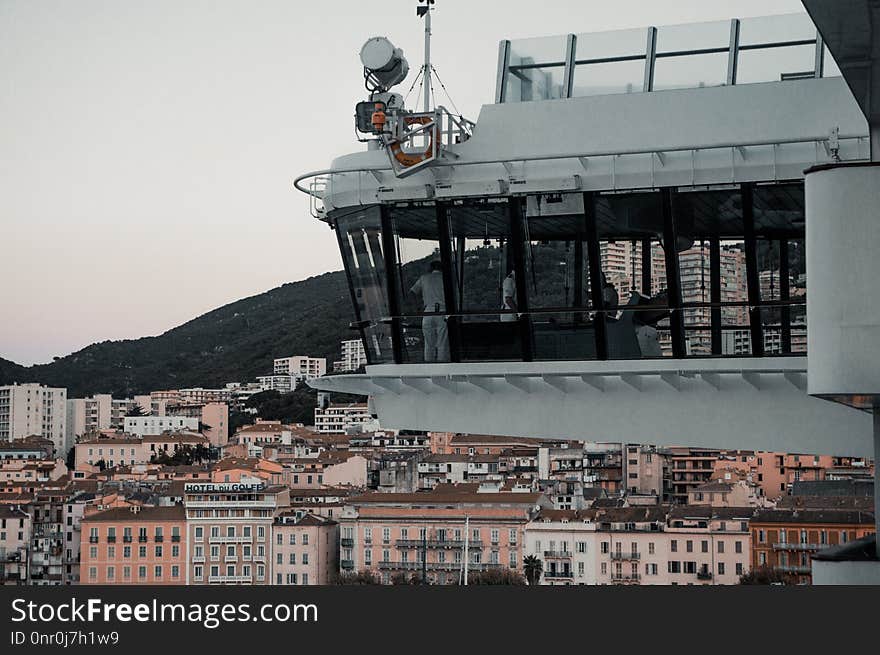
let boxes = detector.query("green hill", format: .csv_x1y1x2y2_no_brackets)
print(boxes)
0,271,356,398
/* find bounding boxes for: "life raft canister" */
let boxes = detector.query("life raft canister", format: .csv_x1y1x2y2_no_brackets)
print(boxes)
388,114,438,168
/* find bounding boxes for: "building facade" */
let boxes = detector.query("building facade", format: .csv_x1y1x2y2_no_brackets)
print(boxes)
0,383,67,456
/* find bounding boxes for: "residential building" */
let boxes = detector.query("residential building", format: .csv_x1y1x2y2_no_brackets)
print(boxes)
0,506,31,585
0,383,67,456
79,505,186,585
257,375,300,394
338,488,550,584
751,508,875,584
314,403,375,434
274,356,326,380
668,447,721,504
123,416,199,437
334,339,367,373
272,512,339,585
524,509,599,585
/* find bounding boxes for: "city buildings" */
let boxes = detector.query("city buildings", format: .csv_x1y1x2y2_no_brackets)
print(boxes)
123,415,199,437
0,506,31,585
0,383,67,456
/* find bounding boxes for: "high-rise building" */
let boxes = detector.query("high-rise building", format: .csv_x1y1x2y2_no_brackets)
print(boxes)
0,383,67,456
335,339,367,372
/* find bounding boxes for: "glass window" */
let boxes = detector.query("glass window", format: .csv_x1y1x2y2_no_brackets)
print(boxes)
736,15,817,85
653,20,731,92
334,206,393,364
446,200,524,361
391,205,448,363
505,35,568,103
572,28,647,97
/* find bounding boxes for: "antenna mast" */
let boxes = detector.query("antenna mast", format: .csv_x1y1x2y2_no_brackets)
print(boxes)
417,0,436,112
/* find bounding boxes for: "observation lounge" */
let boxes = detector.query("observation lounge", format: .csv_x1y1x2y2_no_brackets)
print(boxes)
299,13,875,455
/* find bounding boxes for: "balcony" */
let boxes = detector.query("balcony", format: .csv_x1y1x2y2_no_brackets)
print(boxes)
88,537,98,544
106,536,116,543
697,570,713,580
544,570,573,579
171,535,181,543
225,556,237,563
341,560,355,570
397,539,483,549
208,575,253,584
340,538,355,548
543,550,572,559
772,543,821,551
192,556,206,563
610,552,641,561
154,535,164,543
611,573,641,583
775,565,812,574
138,536,148,543
123,536,132,543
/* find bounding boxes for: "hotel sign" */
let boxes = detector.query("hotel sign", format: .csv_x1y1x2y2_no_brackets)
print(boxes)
184,482,266,493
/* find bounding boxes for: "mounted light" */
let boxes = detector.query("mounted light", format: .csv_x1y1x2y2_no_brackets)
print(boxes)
360,37,409,92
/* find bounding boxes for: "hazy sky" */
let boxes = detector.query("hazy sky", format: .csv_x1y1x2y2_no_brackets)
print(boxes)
1,0,805,365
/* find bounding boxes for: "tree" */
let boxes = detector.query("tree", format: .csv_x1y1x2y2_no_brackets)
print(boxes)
333,570,380,585
467,568,526,585
125,405,147,417
523,555,543,586
739,566,792,585
94,459,107,471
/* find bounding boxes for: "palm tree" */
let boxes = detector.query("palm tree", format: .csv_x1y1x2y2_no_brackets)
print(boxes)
523,555,543,586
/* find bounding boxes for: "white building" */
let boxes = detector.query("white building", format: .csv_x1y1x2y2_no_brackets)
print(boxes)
66,394,163,444
274,356,326,380
0,383,67,455
257,375,299,394
123,415,199,437
313,403,375,434
335,340,367,372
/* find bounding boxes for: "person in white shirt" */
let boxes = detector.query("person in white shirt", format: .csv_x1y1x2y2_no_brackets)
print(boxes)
410,261,449,362
500,270,518,322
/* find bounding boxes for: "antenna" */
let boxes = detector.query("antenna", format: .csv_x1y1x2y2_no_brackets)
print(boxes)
417,0,436,112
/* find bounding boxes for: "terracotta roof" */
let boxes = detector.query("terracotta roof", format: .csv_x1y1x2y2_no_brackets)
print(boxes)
347,490,545,506
82,505,186,522
752,508,875,525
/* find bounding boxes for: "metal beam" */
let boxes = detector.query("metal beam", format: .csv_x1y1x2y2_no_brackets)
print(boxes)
563,34,577,98
495,40,511,103
727,19,741,86
644,27,658,92
508,197,533,361
710,237,723,355
584,192,608,360
661,188,686,358
741,183,765,357
380,205,405,364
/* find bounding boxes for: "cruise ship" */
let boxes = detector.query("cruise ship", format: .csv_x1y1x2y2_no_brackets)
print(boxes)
297,0,880,580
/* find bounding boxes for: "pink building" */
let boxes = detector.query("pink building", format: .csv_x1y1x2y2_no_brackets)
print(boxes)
80,505,186,585
339,489,550,585
0,506,31,585
272,512,338,585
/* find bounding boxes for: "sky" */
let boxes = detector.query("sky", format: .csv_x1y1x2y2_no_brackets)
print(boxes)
0,0,806,365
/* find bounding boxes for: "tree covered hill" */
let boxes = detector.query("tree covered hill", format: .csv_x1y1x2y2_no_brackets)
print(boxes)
0,271,356,398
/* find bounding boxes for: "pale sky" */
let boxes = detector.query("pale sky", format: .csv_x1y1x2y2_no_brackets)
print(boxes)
0,0,805,365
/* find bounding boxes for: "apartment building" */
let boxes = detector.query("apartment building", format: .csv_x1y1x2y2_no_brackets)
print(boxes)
0,506,31,585
668,447,721,504
334,339,367,373
622,444,666,496
314,403,375,434
184,481,289,585
75,433,208,469
0,383,67,456
80,505,186,585
123,415,199,437
751,508,876,585
28,489,67,585
274,356,326,380
524,510,599,585
257,375,300,393
663,507,752,585
66,394,162,445
338,489,550,585
272,511,339,585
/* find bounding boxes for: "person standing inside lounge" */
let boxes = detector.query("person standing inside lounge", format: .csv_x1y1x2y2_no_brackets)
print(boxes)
501,269,518,322
410,260,449,362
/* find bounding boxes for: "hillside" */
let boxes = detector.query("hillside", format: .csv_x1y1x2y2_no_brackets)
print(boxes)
0,271,356,397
